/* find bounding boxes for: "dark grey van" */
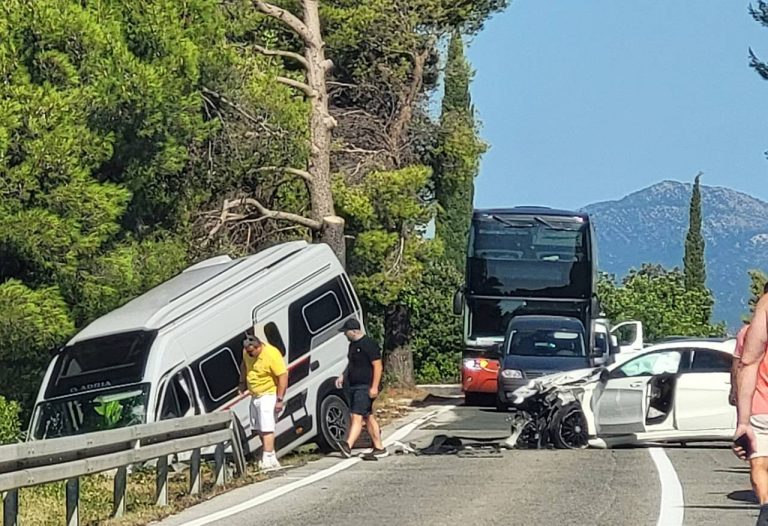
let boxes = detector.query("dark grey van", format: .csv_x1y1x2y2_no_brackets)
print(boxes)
497,315,593,408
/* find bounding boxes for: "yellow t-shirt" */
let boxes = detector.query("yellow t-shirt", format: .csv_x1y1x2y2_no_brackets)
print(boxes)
243,343,287,396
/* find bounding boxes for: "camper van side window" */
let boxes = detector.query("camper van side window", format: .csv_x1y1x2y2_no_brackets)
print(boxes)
198,348,240,404
288,278,354,362
264,322,287,356
302,291,343,334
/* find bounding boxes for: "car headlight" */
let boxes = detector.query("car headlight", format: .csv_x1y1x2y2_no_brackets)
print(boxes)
501,369,523,379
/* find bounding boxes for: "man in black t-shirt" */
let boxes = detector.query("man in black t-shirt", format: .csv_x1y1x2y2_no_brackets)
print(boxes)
334,318,388,458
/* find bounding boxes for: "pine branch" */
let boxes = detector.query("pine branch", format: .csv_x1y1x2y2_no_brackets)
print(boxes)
255,166,314,183
229,197,321,230
276,76,316,97
252,45,308,69
253,1,313,43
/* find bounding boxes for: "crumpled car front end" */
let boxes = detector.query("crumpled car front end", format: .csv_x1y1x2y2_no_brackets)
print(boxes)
505,367,606,449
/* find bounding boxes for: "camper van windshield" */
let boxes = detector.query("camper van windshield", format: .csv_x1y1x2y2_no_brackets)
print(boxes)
31,384,149,440
45,331,155,398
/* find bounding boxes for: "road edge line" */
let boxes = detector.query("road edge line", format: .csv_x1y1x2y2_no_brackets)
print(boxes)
181,404,456,526
648,447,684,526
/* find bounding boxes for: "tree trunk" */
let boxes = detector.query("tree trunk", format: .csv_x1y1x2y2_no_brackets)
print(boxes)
253,0,346,265
320,216,345,268
387,47,429,167
301,0,346,264
384,304,414,387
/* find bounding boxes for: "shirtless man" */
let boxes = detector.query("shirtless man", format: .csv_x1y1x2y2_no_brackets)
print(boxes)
734,290,768,525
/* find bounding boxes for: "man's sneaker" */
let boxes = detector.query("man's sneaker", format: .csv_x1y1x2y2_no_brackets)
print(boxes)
259,455,282,472
338,441,353,458
372,448,389,458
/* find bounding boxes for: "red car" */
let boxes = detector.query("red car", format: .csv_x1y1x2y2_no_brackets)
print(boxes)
461,354,500,404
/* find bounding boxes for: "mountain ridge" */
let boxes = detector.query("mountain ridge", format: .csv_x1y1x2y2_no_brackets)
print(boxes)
583,180,768,330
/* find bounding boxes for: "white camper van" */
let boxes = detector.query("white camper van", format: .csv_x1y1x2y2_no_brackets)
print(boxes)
29,241,360,456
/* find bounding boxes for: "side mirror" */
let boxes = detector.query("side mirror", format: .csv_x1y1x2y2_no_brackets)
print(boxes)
490,343,503,358
452,289,464,316
590,346,603,358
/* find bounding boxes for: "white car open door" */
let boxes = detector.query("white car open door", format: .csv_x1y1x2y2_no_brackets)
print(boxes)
674,348,735,432
595,349,683,435
594,376,651,435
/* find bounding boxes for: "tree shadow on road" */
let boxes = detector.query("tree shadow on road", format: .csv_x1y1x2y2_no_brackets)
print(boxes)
726,489,758,505
714,467,751,475
411,395,461,408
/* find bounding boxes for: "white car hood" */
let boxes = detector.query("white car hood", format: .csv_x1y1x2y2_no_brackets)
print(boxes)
511,367,604,404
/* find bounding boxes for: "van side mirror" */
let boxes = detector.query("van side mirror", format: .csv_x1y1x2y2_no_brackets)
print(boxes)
590,346,603,358
452,289,464,316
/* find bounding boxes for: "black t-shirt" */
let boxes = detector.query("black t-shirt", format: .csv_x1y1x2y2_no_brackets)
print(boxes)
347,336,382,387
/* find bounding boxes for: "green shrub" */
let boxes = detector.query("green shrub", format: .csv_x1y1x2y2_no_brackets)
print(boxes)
0,396,21,444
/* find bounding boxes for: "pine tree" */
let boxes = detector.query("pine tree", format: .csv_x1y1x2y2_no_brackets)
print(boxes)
683,173,706,290
433,32,486,272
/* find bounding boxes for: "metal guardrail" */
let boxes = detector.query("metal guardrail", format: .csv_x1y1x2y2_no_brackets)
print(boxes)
0,412,246,526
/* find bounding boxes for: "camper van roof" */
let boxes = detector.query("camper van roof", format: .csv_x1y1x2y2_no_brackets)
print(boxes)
69,241,315,345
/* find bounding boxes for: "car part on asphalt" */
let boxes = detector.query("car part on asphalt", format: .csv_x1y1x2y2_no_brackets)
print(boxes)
413,434,509,457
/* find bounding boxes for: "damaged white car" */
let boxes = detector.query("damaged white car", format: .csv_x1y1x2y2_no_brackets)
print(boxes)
507,337,737,449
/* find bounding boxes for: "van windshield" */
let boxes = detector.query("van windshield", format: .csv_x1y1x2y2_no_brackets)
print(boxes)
507,329,585,357
31,384,150,440
45,331,155,398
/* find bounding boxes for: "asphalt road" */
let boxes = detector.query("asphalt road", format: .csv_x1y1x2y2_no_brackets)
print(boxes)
167,404,762,526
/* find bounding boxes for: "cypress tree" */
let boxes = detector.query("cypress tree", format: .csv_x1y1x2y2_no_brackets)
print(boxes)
683,173,706,290
434,32,486,272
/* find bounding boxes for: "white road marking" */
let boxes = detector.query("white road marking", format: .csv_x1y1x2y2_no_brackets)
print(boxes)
649,447,684,526
182,405,457,526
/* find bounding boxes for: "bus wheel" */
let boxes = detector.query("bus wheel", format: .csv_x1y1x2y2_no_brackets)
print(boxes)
316,394,350,453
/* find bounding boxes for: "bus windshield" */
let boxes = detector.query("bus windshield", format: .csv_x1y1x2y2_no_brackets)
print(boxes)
467,214,591,299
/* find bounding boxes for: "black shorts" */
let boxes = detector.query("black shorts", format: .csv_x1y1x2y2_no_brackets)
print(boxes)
348,385,374,416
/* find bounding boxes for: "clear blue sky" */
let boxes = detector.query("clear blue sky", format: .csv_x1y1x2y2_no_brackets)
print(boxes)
467,1,768,210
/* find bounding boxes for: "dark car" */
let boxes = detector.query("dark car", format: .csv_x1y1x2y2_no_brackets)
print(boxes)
497,315,593,409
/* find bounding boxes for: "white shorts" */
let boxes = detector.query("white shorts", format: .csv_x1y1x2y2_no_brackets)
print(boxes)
250,394,277,433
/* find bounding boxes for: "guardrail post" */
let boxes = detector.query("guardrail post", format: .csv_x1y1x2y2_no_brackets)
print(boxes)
66,478,79,526
3,490,18,526
156,456,168,507
189,449,201,496
113,466,127,517
214,443,226,487
228,415,246,478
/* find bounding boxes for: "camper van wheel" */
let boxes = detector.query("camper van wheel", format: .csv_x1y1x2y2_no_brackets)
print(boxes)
316,394,350,453
550,402,589,449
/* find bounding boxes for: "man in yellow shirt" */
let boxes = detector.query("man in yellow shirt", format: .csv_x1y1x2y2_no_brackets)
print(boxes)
239,332,288,471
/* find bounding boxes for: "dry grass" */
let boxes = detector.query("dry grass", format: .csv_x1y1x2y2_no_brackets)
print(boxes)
0,448,320,526
373,386,426,427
